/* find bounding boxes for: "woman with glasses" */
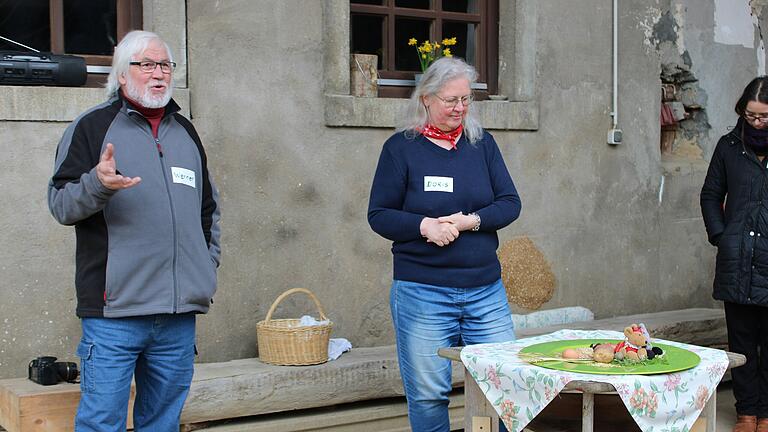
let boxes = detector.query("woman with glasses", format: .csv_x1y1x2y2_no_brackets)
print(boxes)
701,76,768,432
367,56,521,432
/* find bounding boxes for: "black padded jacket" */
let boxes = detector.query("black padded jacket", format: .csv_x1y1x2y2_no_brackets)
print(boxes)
701,119,768,306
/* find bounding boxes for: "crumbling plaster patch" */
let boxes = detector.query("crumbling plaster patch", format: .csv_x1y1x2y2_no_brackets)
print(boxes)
653,4,711,157
639,6,663,53
751,0,768,74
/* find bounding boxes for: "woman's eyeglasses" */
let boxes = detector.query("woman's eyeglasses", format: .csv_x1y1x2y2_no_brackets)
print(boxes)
433,94,474,109
744,111,768,124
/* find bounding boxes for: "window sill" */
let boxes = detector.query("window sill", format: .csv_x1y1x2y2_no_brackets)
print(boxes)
0,85,190,122
323,94,539,130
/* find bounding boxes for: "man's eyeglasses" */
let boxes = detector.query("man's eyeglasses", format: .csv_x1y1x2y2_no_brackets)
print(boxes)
744,111,768,124
433,93,474,109
129,61,176,74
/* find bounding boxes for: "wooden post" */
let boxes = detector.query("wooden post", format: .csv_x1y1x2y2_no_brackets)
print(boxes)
581,392,594,432
704,391,716,432
463,369,499,432
350,54,378,97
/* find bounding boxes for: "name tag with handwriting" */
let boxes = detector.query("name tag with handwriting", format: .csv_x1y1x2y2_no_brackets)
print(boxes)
171,167,196,188
424,176,453,192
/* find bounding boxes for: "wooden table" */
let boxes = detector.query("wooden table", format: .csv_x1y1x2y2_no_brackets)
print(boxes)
438,346,746,432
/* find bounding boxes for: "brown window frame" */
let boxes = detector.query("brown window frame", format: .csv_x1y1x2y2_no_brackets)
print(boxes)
48,0,143,67
40,0,143,86
350,0,498,98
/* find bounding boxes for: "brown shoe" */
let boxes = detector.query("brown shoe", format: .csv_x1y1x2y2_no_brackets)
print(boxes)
757,418,768,432
734,415,757,432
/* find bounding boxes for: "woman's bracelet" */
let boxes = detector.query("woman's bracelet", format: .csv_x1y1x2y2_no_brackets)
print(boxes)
469,212,481,231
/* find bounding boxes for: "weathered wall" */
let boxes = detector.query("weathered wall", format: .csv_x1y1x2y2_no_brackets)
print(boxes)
0,122,78,374
0,0,764,377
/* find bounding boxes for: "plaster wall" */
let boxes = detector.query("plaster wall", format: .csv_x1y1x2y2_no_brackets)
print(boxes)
0,0,762,377
183,0,725,363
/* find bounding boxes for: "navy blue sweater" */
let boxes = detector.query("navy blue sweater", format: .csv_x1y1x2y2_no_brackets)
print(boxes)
368,131,521,288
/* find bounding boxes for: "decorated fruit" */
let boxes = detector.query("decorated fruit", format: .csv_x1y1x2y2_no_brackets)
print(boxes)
562,347,593,359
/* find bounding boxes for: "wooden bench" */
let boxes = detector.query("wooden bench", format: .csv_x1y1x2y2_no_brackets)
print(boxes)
0,347,464,432
0,308,727,432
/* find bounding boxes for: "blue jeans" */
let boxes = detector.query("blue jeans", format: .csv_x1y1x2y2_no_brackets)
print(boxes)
75,314,196,432
391,278,515,432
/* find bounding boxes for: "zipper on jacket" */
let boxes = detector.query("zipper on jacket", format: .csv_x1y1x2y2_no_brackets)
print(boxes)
155,136,180,312
749,231,756,303
126,107,181,313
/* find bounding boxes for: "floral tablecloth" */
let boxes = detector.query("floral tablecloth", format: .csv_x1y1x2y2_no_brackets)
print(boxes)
460,329,730,432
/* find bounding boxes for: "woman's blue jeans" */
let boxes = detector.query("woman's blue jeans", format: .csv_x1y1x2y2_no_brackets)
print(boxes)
74,314,196,432
391,278,515,432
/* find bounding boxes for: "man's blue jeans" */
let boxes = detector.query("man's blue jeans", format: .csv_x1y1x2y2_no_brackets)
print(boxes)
75,314,196,432
390,278,515,432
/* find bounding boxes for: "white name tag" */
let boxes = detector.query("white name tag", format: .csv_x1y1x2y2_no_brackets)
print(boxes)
171,167,196,188
424,176,453,192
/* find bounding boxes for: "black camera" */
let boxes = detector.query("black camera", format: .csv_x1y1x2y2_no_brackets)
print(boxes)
28,356,79,386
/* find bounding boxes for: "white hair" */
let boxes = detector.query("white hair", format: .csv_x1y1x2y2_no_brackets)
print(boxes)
397,56,484,144
105,30,174,98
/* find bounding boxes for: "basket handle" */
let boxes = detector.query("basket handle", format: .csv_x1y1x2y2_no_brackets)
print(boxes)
264,288,329,323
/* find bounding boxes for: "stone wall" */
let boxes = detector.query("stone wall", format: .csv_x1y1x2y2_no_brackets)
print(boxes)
0,0,762,377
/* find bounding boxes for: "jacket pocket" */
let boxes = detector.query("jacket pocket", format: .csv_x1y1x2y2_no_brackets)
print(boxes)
177,236,217,308
105,244,174,312
714,227,743,292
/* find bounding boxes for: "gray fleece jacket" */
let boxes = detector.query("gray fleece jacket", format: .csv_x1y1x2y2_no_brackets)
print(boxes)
48,93,221,318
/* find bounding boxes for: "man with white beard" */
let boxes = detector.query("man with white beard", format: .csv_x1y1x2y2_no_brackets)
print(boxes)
48,30,221,431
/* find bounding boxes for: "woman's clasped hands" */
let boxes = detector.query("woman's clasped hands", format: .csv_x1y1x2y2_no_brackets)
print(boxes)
420,212,478,246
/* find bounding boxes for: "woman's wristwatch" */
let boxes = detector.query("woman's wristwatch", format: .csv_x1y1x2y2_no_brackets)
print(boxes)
469,212,481,231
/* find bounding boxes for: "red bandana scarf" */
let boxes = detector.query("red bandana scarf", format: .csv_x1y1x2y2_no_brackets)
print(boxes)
421,124,464,149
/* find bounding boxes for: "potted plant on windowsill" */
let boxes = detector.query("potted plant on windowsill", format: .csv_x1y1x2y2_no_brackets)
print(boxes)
408,37,457,84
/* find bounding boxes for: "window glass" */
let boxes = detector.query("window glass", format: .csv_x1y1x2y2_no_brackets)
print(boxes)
443,21,476,65
395,0,431,10
64,0,117,55
442,0,478,13
0,0,51,52
351,14,385,69
349,0,497,95
395,18,430,71
351,0,384,4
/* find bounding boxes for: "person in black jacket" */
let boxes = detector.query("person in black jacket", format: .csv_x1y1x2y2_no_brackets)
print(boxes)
701,76,768,432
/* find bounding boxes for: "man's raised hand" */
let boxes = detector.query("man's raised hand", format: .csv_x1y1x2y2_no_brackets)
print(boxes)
96,143,141,190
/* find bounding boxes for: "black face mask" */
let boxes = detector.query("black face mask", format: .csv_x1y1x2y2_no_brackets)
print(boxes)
741,117,768,156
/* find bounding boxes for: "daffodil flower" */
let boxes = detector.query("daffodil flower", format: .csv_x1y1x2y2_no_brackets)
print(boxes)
409,36,459,72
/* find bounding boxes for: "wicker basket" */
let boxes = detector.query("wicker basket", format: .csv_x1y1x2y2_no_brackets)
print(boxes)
257,288,333,366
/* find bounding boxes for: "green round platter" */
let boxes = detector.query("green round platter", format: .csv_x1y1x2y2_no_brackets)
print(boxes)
518,339,701,375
